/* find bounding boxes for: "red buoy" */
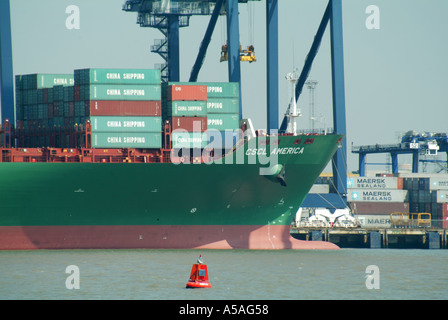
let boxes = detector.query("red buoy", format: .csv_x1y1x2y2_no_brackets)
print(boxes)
186,255,211,289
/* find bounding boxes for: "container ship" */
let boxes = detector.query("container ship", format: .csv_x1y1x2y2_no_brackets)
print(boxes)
0,68,343,250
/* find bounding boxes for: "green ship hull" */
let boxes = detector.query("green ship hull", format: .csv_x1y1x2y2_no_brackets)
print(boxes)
0,134,343,250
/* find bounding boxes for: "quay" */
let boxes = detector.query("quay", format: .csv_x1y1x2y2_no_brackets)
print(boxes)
290,227,447,249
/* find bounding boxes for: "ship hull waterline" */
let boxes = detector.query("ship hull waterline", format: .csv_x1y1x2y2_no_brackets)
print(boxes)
0,134,343,250
0,225,338,250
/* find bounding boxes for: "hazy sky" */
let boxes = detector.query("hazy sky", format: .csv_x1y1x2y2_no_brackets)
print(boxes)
8,0,448,172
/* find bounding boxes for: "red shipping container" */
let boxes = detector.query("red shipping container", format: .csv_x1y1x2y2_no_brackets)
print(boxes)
167,85,207,101
397,177,403,189
74,85,80,101
171,117,207,132
348,201,410,215
442,203,448,229
88,100,161,116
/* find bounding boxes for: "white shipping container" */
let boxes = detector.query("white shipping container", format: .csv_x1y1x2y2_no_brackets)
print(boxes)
429,178,448,190
355,214,391,228
432,190,448,203
347,177,402,189
399,173,448,179
348,189,408,202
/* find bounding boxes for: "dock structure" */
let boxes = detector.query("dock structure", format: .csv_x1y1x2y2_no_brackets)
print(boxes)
290,227,447,249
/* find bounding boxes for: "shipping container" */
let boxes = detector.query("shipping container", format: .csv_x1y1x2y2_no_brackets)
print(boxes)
206,97,239,114
429,177,448,190
79,84,161,101
416,202,430,213
347,189,408,202
74,101,87,117
347,176,403,189
92,132,162,148
431,190,448,203
399,172,448,179
53,85,65,102
442,203,448,228
16,104,24,121
410,202,419,214
74,85,80,101
200,82,239,98
355,214,392,228
207,113,239,131
16,73,74,90
165,100,207,117
53,102,62,117
37,104,48,120
22,90,37,105
171,132,207,149
418,177,448,190
171,117,207,132
37,88,49,104
91,116,162,133
64,86,74,102
63,102,75,118
403,178,418,191
167,82,239,98
376,173,396,177
418,190,432,203
166,84,207,101
206,130,239,149
89,100,161,116
74,68,161,85
349,201,410,214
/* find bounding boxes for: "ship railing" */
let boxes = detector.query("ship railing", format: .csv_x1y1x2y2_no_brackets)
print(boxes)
298,127,334,135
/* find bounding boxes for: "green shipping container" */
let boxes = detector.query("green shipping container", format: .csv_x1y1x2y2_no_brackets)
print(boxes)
166,100,207,117
16,74,74,89
171,132,207,149
92,132,162,148
168,82,239,98
207,113,240,131
207,98,239,114
74,68,161,85
80,84,161,101
90,116,162,133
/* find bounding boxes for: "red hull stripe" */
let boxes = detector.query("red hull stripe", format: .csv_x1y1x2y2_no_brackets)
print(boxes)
0,225,338,250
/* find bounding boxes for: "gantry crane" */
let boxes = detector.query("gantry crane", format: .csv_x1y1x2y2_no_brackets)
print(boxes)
352,131,448,175
122,0,259,82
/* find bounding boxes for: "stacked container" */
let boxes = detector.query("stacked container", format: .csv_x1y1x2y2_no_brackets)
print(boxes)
347,176,408,228
202,82,240,149
400,173,448,228
164,82,241,150
163,83,208,149
73,68,162,148
16,73,74,131
346,173,448,228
